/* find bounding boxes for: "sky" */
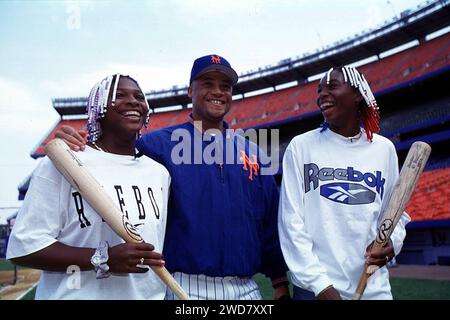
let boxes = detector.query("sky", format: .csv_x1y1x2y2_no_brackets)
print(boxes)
0,0,430,208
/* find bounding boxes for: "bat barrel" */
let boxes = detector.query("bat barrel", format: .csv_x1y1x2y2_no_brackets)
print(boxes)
353,141,431,300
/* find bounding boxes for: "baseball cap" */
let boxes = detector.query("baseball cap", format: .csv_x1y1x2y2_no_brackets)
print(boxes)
189,54,238,85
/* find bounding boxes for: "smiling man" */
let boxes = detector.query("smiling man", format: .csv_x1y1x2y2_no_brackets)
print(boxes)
189,71,232,131
135,54,290,300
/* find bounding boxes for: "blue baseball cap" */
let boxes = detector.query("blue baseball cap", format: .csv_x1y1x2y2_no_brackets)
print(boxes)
189,54,238,85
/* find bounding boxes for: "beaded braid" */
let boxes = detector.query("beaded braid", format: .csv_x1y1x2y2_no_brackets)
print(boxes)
325,66,380,142
86,74,150,142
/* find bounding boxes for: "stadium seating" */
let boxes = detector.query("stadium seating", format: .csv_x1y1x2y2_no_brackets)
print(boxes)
359,50,412,92
227,93,271,127
227,32,450,130
380,96,450,137
406,167,450,221
227,81,319,129
386,32,450,88
34,32,449,152
145,109,179,131
33,119,86,158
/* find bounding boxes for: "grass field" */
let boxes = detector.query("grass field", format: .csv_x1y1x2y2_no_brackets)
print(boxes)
253,273,450,300
390,278,450,300
0,259,14,271
19,286,36,300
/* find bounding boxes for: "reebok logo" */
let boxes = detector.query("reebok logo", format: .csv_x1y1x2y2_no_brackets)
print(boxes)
320,182,376,205
304,163,386,202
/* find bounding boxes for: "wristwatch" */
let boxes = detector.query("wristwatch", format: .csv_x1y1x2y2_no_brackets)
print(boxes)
90,251,103,268
90,241,110,279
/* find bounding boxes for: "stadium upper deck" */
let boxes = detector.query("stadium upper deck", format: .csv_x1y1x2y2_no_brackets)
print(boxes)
50,0,450,114
31,0,450,157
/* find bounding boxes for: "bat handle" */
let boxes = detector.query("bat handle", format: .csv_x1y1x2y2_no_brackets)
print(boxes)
353,240,386,300
151,265,190,300
353,263,380,300
353,271,370,300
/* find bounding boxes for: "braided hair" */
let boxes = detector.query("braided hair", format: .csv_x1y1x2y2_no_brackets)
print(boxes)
324,66,380,142
86,74,150,142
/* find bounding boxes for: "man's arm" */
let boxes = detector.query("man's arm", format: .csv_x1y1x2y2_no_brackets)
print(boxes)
53,125,87,151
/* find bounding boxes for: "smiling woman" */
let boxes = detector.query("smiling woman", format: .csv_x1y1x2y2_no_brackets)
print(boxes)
317,66,379,141
6,74,171,300
278,65,411,300
87,74,150,156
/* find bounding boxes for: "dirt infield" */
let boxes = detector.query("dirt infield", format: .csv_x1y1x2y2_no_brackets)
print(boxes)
0,268,40,300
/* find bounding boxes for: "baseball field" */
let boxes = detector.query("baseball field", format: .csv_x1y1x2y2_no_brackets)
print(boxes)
1,259,449,300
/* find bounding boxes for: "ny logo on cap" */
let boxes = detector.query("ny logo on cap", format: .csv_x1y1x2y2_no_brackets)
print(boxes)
211,55,221,64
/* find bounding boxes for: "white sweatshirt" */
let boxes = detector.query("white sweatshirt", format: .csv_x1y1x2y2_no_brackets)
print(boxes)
7,146,171,300
278,128,410,300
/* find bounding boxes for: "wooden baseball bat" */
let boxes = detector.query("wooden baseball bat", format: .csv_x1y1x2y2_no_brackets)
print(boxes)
45,138,189,300
353,141,431,300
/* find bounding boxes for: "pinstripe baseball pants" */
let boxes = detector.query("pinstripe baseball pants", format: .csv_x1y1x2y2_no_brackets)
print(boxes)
165,272,263,300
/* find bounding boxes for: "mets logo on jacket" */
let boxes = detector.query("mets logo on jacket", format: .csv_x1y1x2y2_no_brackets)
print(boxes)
304,163,386,205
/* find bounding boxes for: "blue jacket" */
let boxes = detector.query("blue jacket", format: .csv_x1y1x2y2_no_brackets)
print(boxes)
136,121,287,280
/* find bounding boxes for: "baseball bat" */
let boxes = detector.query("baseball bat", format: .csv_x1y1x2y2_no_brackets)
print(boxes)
353,141,431,300
45,138,189,300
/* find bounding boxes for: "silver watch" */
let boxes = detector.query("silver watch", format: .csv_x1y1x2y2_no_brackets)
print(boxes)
91,241,110,279
90,252,102,267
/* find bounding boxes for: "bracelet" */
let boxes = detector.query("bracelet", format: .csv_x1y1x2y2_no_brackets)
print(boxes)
90,241,111,279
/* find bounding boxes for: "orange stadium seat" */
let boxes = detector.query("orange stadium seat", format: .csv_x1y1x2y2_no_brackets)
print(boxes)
33,119,87,157
229,93,270,127
144,110,179,132
388,32,450,87
406,167,450,221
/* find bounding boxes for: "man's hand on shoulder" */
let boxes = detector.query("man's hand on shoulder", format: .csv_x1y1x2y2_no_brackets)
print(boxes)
52,125,87,151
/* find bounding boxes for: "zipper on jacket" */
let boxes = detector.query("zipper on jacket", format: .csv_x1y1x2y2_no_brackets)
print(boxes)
218,163,224,183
